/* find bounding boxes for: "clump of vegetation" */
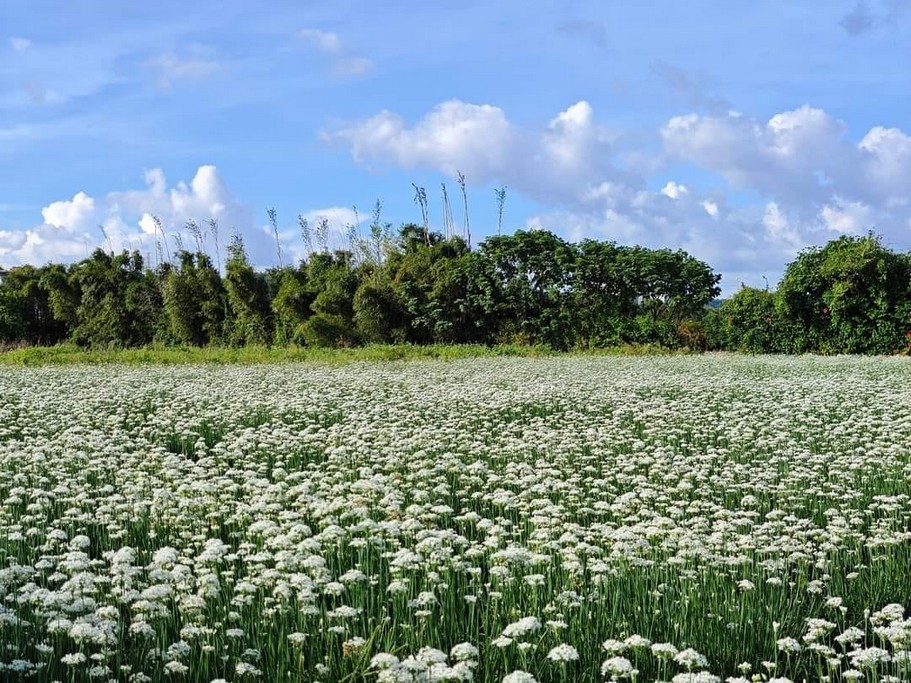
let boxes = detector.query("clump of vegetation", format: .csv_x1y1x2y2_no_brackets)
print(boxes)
2,198,910,355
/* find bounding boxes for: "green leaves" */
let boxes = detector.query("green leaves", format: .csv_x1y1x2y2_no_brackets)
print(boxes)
776,233,911,354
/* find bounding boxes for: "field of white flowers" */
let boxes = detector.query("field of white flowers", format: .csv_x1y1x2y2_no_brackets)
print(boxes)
2,355,911,683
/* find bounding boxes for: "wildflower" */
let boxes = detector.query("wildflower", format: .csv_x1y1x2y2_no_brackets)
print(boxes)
652,642,680,659
502,616,542,638
370,653,400,669
604,639,628,654
671,673,720,683
836,627,865,647
850,647,890,669
625,634,651,648
776,637,801,654
234,662,262,677
61,653,87,666
601,656,636,678
450,643,479,662
674,648,709,670
546,644,579,662
502,672,537,683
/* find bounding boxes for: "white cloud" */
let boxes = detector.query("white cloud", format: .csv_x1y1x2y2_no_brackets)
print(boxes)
41,192,95,231
820,197,874,235
9,37,31,52
0,167,372,270
327,101,516,182
0,166,263,267
148,52,220,89
661,105,911,210
299,28,373,77
327,99,622,204
661,181,688,199
702,200,719,218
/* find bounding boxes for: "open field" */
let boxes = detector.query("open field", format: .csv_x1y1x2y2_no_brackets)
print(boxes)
2,355,911,682
0,343,671,367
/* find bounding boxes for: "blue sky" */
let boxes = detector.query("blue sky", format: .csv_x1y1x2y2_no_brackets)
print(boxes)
1,0,910,292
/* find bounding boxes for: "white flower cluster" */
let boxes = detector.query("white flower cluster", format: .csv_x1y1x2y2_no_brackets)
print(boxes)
0,355,910,681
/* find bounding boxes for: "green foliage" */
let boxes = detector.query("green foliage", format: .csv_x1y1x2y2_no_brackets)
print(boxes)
0,286,25,342
162,251,227,346
4,222,911,356
353,272,406,343
480,230,578,349
299,312,357,348
66,250,160,347
776,233,911,354
1,265,70,344
720,286,782,353
223,235,272,345
271,267,312,346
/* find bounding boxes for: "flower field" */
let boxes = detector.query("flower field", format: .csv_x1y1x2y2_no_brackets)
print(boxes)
2,355,911,683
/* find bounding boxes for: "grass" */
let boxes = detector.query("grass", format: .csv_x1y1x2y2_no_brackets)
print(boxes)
0,342,675,366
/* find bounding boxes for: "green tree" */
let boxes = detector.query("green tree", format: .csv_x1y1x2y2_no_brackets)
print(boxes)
298,251,359,347
572,240,637,346
162,251,227,346
353,268,407,344
776,233,911,354
1,265,70,344
0,285,25,343
479,230,578,349
720,286,781,353
617,247,721,347
271,267,313,346
67,250,158,347
223,235,272,346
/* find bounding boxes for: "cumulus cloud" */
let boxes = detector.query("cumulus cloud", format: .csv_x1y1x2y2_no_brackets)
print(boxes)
661,106,858,206
41,192,95,231
329,98,911,293
661,181,689,199
0,166,370,270
662,106,911,214
0,166,266,267
326,101,516,179
327,99,623,204
299,28,373,77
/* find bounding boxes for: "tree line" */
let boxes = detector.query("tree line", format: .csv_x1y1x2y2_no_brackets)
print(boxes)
1,219,909,354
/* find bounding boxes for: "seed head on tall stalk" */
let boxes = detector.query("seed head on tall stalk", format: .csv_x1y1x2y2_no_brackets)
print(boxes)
370,199,385,264
413,184,430,246
441,183,455,239
268,208,284,268
208,218,221,272
152,214,170,264
457,171,470,249
495,185,507,236
186,219,205,254
315,216,330,253
98,223,114,254
298,214,313,261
